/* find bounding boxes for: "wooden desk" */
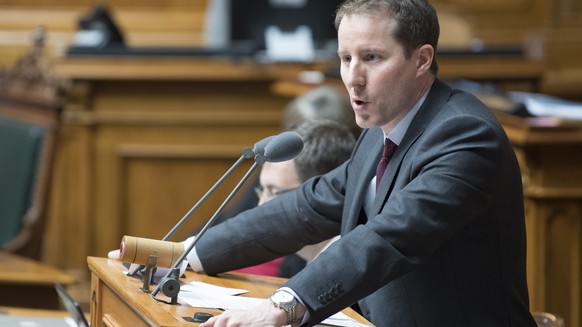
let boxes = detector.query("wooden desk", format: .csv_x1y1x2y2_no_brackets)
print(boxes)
88,256,371,327
0,252,76,309
496,112,582,327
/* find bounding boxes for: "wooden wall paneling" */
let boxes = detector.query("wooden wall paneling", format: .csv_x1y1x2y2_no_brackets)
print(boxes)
433,0,551,27
116,144,256,244
521,196,582,327
440,0,534,14
45,63,292,270
553,0,582,26
523,197,545,311
0,1,208,66
91,127,282,257
433,0,582,100
538,201,582,327
538,23,582,99
92,124,277,258
0,0,205,8
433,0,553,51
545,28,582,69
515,139,582,327
44,124,93,275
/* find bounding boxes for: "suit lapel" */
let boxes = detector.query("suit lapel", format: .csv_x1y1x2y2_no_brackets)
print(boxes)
342,129,384,233
371,80,452,216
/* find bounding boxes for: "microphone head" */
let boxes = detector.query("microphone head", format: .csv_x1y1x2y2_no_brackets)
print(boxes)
242,135,275,159
262,131,304,163
253,135,275,156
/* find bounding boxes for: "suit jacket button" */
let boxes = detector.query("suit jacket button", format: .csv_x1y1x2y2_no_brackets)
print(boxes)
336,283,344,294
318,295,327,304
331,286,339,296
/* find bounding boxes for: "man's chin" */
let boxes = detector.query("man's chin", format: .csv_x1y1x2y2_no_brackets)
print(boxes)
354,117,375,130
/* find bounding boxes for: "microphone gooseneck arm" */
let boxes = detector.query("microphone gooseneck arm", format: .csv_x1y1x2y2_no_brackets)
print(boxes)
151,161,261,298
162,154,247,242
127,153,250,277
121,131,302,300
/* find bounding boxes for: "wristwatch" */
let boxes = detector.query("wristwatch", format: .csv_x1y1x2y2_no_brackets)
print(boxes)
269,289,300,326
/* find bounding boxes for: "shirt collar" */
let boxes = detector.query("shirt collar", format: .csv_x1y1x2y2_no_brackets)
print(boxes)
384,89,429,145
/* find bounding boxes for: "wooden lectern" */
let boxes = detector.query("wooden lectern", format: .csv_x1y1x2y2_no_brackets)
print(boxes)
88,257,371,326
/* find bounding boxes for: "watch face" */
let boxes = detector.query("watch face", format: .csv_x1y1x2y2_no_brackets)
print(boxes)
272,291,294,304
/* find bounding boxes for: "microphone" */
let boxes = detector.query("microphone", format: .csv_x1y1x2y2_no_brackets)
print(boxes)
242,135,275,159
125,134,276,277
150,131,304,300
255,131,303,164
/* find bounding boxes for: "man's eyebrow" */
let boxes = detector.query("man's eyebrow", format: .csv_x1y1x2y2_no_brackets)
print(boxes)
338,46,386,56
363,46,386,52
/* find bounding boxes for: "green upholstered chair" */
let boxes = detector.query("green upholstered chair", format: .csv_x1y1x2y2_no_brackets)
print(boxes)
0,117,47,255
0,27,67,260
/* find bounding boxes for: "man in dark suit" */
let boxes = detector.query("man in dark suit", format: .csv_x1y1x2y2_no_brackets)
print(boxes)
191,0,536,326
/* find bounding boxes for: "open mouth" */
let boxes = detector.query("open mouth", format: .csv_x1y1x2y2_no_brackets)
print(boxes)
353,99,367,107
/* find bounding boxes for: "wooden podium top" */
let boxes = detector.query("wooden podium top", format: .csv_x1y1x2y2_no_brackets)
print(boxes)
87,256,371,327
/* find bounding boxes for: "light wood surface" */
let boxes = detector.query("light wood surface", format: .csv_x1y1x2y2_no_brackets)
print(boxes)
0,252,76,309
0,306,70,318
52,55,543,87
0,252,75,286
0,306,90,322
52,57,328,82
88,256,371,327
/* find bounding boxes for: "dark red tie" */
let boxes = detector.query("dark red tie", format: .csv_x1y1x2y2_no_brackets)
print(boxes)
376,138,398,190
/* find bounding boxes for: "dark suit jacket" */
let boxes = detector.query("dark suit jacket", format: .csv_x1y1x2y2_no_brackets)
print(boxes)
196,80,536,326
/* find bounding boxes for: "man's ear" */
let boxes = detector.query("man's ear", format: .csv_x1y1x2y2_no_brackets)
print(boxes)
416,44,434,74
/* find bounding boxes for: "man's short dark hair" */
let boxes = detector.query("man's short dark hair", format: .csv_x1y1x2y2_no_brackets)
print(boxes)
335,0,440,74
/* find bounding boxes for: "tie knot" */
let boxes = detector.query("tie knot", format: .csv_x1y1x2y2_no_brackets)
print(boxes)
382,138,397,158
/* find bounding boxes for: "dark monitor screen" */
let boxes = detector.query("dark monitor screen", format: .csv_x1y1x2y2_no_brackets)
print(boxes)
54,282,90,327
229,0,341,53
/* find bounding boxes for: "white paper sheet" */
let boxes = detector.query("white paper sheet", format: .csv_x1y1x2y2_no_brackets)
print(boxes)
509,91,582,120
177,282,369,327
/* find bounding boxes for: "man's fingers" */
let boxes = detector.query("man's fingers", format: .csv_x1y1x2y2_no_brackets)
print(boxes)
107,249,121,259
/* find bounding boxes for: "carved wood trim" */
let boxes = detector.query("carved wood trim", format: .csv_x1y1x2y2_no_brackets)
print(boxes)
0,26,70,108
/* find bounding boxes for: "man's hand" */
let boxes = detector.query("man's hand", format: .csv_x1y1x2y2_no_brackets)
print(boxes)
108,249,121,260
200,300,292,327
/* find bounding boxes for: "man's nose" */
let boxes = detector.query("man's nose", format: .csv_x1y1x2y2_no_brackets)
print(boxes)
344,63,365,88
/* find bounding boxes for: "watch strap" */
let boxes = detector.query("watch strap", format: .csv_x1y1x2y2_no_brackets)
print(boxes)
270,290,301,326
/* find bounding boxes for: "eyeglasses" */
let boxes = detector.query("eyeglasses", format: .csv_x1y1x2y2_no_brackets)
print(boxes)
254,185,296,199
